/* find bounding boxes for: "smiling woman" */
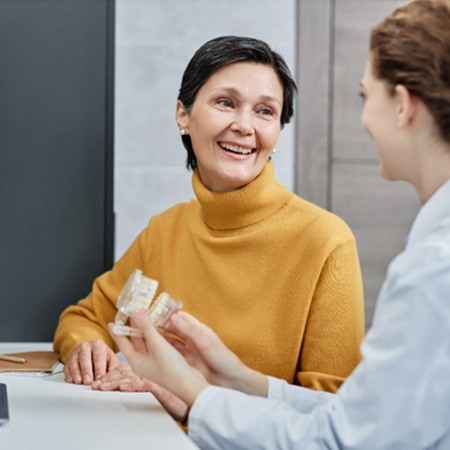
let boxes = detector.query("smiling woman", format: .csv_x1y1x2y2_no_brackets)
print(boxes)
53,35,365,426
176,62,283,192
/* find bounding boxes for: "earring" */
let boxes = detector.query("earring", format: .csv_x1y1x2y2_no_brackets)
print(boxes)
180,129,187,136
272,148,277,154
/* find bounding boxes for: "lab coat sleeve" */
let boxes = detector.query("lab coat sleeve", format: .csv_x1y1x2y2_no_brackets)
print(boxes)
188,383,333,450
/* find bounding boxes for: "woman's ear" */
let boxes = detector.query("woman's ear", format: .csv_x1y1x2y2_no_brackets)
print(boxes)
176,100,189,132
395,84,416,127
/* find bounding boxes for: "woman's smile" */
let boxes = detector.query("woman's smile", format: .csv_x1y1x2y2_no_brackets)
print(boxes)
217,141,256,156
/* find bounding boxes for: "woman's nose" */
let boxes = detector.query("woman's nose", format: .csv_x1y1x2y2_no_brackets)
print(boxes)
230,109,254,135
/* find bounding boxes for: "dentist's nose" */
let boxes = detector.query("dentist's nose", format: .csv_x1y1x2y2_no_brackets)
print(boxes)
230,109,254,135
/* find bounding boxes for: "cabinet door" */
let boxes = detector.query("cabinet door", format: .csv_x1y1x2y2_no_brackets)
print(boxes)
0,0,114,341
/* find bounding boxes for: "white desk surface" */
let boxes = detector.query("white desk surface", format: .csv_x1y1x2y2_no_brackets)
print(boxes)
0,343,198,449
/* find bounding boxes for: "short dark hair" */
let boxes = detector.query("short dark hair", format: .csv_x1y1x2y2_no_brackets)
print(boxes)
177,35,297,170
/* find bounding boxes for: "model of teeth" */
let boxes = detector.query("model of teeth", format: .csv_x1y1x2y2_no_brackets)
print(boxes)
112,269,183,337
220,142,254,154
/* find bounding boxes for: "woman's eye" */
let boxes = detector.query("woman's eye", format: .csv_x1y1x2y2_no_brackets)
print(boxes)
217,98,233,107
258,106,274,116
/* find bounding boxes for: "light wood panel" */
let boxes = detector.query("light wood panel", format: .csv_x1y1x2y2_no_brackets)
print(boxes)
333,0,406,161
332,163,419,325
296,0,332,208
296,0,420,328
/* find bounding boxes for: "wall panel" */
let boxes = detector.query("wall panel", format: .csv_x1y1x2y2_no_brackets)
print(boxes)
297,0,419,327
0,0,114,341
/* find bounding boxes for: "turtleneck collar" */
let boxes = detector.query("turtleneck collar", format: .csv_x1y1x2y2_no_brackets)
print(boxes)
191,162,291,230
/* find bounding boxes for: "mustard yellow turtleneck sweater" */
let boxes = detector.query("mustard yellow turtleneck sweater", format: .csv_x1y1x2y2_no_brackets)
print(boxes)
54,162,364,392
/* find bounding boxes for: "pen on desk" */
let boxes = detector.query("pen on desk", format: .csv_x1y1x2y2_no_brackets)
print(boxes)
0,354,27,364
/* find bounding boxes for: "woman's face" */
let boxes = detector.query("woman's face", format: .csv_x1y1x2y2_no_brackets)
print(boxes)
360,58,411,181
177,62,284,192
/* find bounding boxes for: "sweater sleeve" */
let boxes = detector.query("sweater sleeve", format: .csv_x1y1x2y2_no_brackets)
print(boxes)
53,226,150,362
296,238,365,392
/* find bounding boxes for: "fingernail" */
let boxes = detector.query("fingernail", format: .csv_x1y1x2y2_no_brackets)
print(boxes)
84,375,92,384
172,314,181,324
74,375,82,383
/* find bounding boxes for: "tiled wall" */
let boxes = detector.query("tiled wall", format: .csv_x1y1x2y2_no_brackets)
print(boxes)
114,0,297,258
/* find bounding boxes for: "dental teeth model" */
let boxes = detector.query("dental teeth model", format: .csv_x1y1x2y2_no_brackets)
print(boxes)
111,269,182,337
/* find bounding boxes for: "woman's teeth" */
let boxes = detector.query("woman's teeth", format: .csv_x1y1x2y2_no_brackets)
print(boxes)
219,142,254,155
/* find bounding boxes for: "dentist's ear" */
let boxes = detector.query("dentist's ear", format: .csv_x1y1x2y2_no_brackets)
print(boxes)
395,84,417,128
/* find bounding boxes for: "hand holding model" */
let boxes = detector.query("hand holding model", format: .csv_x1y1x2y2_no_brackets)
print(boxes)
111,310,268,408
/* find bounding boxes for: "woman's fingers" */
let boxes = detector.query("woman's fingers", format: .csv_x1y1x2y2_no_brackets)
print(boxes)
167,312,216,351
109,322,139,361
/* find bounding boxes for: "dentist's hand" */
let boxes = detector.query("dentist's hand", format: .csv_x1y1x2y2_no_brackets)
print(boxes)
110,309,208,407
165,311,268,397
111,309,268,405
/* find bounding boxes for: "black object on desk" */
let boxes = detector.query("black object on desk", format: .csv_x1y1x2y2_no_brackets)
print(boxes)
0,383,9,425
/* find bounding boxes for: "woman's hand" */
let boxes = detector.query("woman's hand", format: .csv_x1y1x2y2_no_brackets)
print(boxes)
165,311,268,397
110,309,209,407
92,365,189,422
91,364,147,391
63,340,121,385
